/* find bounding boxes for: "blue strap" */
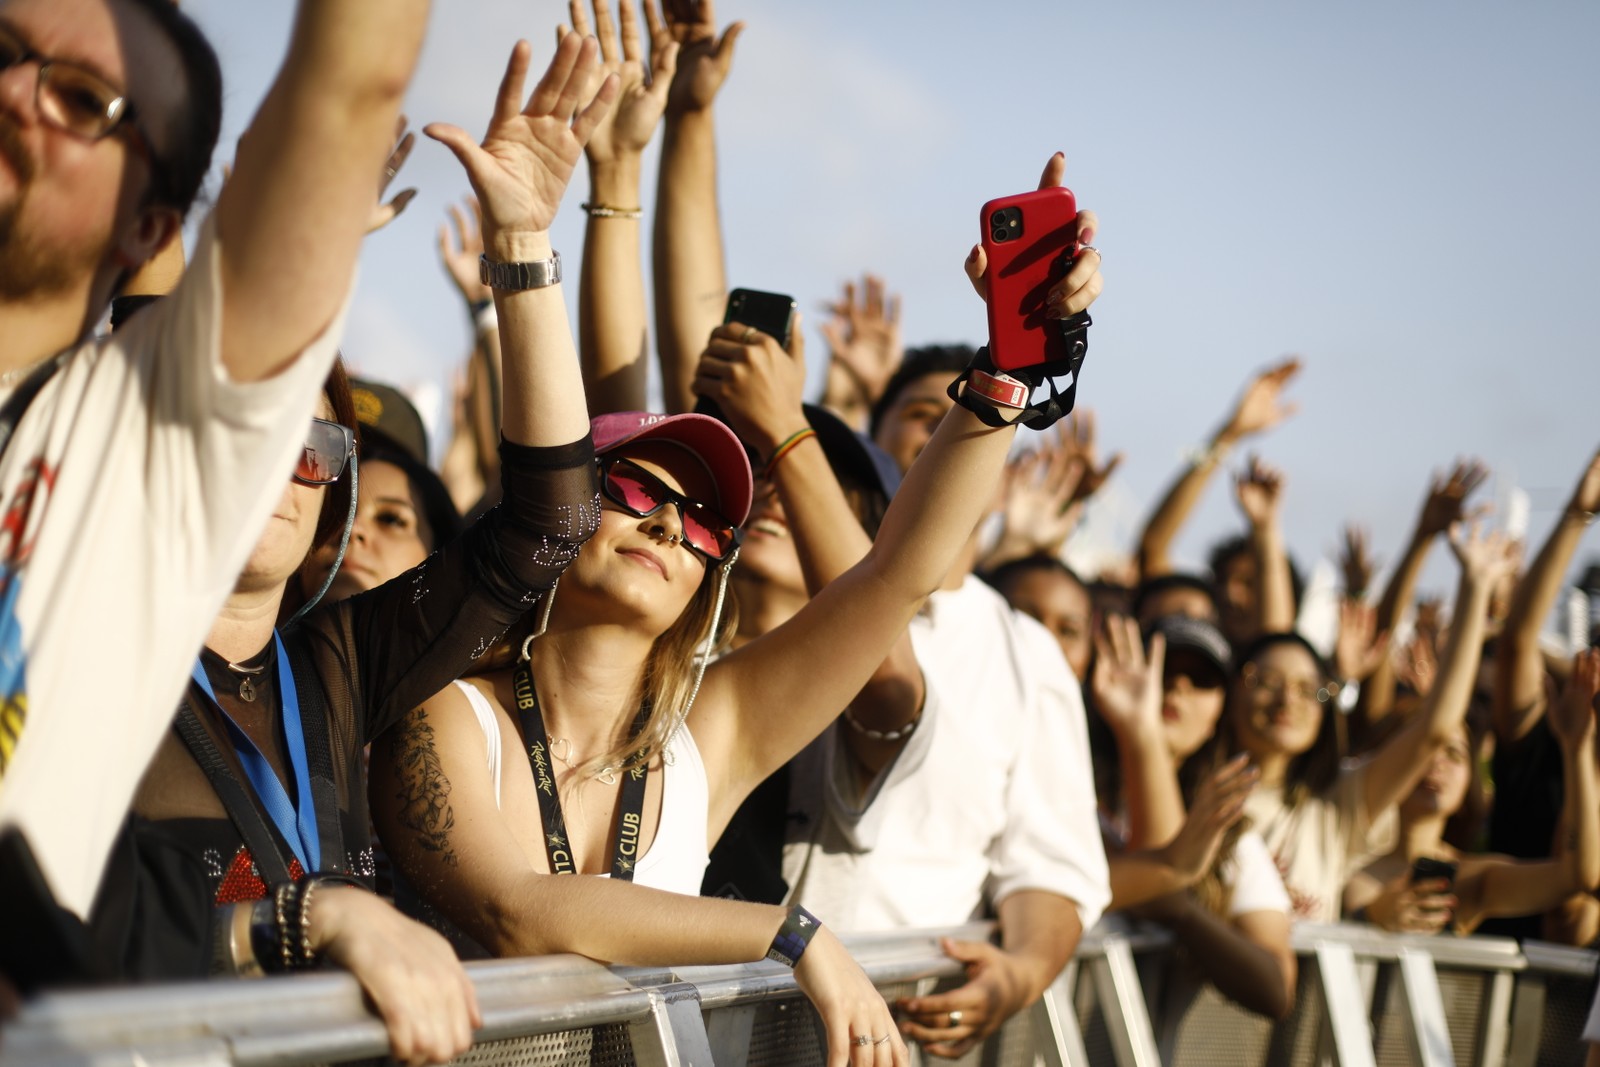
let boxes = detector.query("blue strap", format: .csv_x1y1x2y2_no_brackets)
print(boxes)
190,633,321,873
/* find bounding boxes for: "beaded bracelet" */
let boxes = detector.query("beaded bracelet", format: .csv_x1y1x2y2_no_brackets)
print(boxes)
298,877,321,965
582,202,643,220
273,882,296,972
765,904,822,968
764,428,817,480
842,706,921,742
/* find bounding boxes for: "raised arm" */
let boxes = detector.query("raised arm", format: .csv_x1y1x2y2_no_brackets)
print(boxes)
1363,527,1520,819
1233,454,1295,637
694,320,923,773
818,276,904,431
216,0,430,381
1362,460,1489,724
570,0,677,414
1137,359,1300,578
1468,650,1600,923
694,158,1103,814
1090,619,1185,848
1494,449,1600,744
651,0,743,412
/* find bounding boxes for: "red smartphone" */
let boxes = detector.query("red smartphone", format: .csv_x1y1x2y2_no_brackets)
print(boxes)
979,186,1080,371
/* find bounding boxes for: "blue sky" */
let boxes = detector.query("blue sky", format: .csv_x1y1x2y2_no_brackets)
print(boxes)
186,0,1600,617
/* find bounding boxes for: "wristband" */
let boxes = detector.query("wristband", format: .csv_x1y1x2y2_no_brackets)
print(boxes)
582,202,644,220
273,882,296,972
965,368,1029,410
250,896,283,974
766,904,822,968
298,877,320,965
764,428,817,480
480,251,562,292
842,705,920,742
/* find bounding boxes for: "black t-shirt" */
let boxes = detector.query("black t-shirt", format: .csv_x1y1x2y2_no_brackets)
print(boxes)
1480,716,1565,941
88,438,598,979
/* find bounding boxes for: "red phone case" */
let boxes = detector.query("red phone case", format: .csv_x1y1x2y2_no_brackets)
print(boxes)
979,186,1080,371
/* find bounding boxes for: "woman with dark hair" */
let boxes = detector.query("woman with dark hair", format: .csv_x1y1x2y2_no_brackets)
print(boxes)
1194,525,1519,922
86,36,622,1065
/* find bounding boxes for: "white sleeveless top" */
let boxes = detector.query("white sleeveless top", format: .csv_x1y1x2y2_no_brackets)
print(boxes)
452,680,711,895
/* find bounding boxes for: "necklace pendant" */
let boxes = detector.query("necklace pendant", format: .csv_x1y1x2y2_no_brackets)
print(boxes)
239,677,256,703
596,767,618,786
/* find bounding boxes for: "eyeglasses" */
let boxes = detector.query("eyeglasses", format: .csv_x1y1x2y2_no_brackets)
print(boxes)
599,457,741,561
294,419,355,486
0,22,155,163
1240,664,1340,705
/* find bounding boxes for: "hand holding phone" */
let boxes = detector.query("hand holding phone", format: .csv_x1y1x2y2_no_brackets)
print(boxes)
724,288,796,351
1410,856,1459,890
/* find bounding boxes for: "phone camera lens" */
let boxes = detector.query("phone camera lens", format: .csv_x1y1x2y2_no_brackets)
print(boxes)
990,210,1007,227
991,228,1008,243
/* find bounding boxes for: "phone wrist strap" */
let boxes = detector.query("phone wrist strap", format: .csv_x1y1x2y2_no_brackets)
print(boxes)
947,312,1092,431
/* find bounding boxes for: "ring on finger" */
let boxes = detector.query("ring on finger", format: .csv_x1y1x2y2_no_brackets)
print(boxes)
873,1035,893,1046
853,1036,873,1047
1078,244,1101,261
741,326,757,344
948,1010,963,1026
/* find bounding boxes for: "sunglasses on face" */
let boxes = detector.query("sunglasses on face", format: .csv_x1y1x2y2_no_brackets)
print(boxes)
294,419,355,486
599,457,740,562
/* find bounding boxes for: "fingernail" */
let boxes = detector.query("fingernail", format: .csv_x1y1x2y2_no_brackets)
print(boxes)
1047,307,1063,320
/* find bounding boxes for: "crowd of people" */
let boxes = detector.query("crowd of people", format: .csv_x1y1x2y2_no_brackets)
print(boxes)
1,0,1597,1065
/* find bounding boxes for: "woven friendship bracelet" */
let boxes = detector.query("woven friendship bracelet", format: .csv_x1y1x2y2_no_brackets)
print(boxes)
764,428,817,480
582,202,644,219
766,904,822,968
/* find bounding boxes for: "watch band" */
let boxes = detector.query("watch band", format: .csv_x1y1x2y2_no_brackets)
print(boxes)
479,251,563,292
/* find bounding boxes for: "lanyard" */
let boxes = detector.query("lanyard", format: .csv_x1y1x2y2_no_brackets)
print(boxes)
190,633,321,873
512,659,649,881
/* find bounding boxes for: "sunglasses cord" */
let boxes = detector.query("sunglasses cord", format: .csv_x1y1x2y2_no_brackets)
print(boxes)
289,452,359,626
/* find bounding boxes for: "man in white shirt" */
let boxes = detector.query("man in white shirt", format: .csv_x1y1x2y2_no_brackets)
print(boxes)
0,0,430,920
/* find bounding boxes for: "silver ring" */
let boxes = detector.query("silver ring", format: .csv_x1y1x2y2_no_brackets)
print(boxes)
948,1010,963,1026
873,1035,893,1046
383,166,398,181
741,326,757,343
1079,244,1101,260
853,1036,872,1047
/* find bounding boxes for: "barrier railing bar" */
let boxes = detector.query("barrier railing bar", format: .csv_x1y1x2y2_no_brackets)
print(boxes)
1478,969,1515,1067
1087,937,1160,1067
1504,973,1545,1067
1519,940,1600,979
1313,940,1377,1067
1029,962,1089,1067
628,983,716,1067
1396,948,1456,1067
704,1005,758,1067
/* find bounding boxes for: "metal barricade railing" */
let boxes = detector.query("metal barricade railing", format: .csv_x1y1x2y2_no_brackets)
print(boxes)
1,922,1594,1067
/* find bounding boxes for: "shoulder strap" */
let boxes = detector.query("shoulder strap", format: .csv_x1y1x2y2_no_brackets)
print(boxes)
0,353,69,462
285,645,346,872
173,695,295,887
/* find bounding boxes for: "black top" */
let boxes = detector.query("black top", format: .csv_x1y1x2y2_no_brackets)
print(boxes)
87,437,599,979
1480,716,1565,941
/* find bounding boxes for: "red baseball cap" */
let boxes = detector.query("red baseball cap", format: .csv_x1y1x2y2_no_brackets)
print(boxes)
590,411,753,526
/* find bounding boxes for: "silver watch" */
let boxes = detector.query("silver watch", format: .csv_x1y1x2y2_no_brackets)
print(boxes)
479,251,562,291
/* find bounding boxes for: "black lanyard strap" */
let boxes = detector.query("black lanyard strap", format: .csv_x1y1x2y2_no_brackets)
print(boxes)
512,660,650,881
174,701,296,887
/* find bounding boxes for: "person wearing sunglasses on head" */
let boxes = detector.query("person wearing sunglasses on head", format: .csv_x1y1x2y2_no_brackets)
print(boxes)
370,149,1103,1067
79,36,623,1067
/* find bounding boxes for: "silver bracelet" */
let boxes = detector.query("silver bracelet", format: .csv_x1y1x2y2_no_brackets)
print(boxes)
479,251,562,291
842,706,920,742
581,202,643,220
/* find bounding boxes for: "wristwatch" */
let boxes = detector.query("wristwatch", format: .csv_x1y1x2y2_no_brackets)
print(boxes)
479,251,562,291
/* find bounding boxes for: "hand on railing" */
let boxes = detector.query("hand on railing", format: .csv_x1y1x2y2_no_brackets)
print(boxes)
793,927,910,1067
896,938,1041,1058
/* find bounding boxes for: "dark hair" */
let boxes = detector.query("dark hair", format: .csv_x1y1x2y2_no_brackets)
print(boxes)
983,555,1088,599
121,0,223,215
1228,631,1342,805
1133,572,1218,622
868,345,976,438
1208,534,1306,613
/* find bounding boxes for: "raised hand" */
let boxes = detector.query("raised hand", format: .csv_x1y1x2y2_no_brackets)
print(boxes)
562,0,678,165
1417,459,1490,540
1053,409,1123,505
1447,523,1520,589
1234,453,1286,530
660,0,744,114
1568,448,1600,519
425,35,620,250
1163,754,1258,883
693,318,808,458
820,274,904,410
964,153,1101,317
437,197,492,307
1091,615,1166,743
366,116,418,235
1548,648,1600,751
1334,599,1390,684
989,447,1085,564
792,928,910,1067
1338,524,1379,600
1222,358,1301,440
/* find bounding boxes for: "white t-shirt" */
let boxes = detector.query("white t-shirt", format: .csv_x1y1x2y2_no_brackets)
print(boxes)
0,216,346,916
1222,830,1292,918
453,681,711,895
782,576,1109,932
1244,759,1397,924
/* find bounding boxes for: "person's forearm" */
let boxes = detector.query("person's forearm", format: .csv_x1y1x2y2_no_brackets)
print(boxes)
580,158,650,415
1164,901,1293,1019
1251,521,1295,635
1422,574,1493,743
489,230,591,447
996,891,1081,1000
1362,528,1434,722
1107,855,1191,910
1118,729,1186,850
653,110,727,414
1137,431,1231,578
1559,739,1600,894
1498,512,1588,739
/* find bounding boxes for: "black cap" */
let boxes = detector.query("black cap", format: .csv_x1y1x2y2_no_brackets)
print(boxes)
350,378,430,466
1148,614,1231,678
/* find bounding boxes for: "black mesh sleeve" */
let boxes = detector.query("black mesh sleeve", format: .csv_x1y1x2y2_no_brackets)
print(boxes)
308,434,600,742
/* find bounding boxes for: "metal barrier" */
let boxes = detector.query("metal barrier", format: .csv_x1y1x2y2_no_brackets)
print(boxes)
1,923,1595,1067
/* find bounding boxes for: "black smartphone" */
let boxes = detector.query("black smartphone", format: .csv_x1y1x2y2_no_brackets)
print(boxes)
724,288,796,350
1410,856,1459,889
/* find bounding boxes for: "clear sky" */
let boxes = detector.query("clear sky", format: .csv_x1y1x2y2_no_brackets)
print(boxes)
186,0,1600,616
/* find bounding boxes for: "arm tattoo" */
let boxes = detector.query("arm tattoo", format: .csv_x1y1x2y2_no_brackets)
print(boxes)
391,709,459,867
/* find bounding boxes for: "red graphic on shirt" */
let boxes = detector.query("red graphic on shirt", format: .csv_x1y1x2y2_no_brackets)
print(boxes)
214,845,306,904
1272,850,1324,920
0,458,58,574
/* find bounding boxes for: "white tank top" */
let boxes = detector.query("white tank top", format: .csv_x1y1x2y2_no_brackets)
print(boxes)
451,680,711,895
